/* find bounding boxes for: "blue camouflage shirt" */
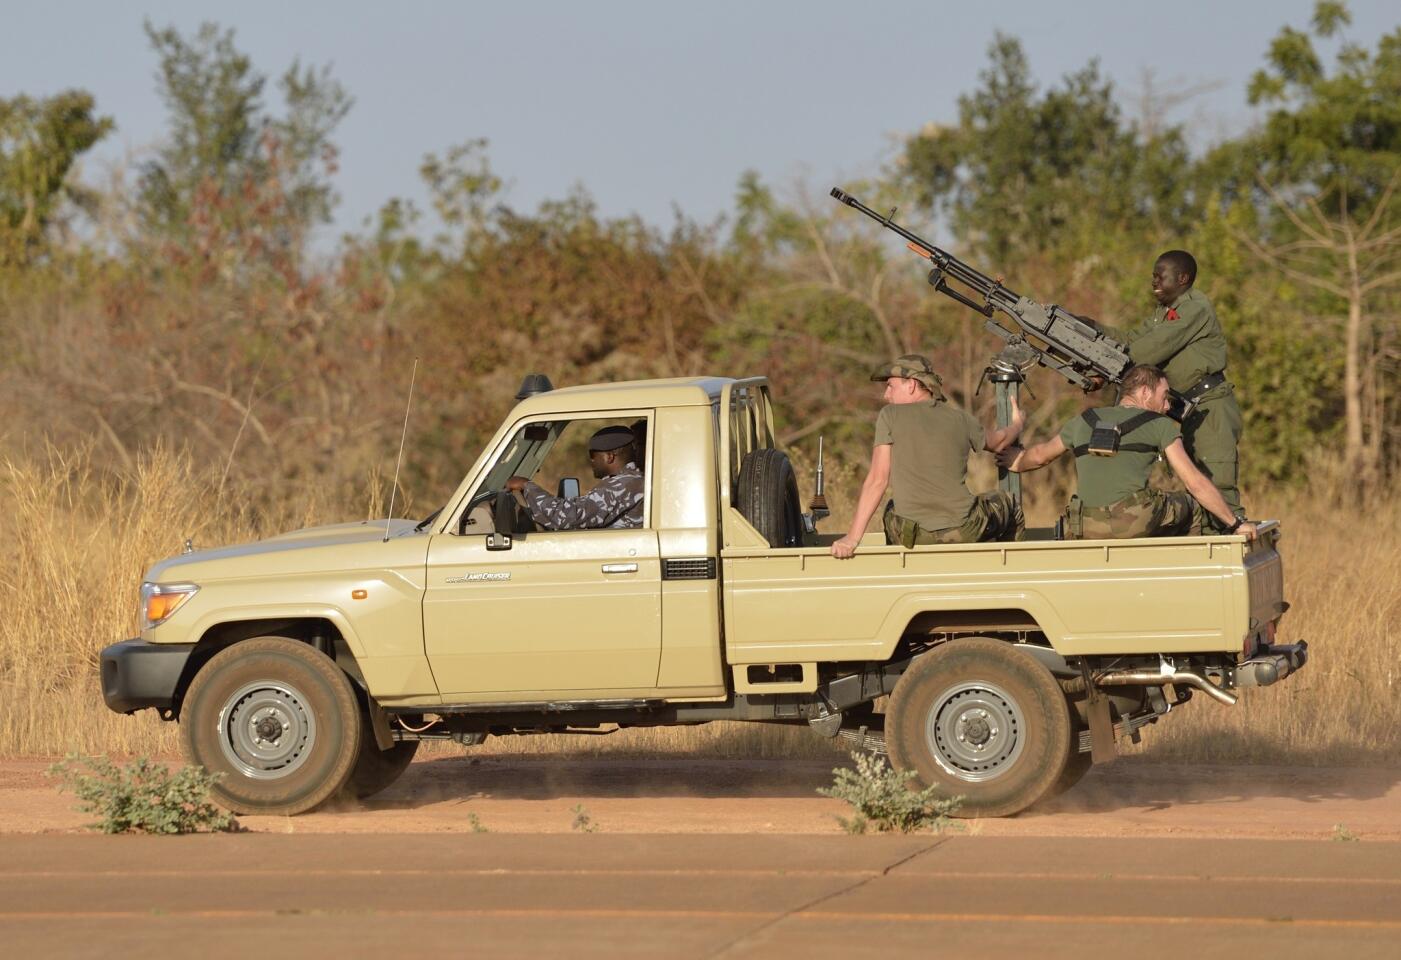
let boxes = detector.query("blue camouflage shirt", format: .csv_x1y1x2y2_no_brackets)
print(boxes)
522,465,645,530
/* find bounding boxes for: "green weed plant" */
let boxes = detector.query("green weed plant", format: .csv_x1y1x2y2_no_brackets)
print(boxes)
49,755,238,834
819,751,963,835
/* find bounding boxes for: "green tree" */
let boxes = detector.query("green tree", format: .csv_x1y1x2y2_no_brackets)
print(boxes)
138,21,351,245
0,90,111,263
898,34,1192,261
1227,2,1401,471
1190,194,1339,482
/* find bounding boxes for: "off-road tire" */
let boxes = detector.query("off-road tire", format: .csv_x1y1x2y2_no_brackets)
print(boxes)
887,637,1072,818
1052,747,1094,798
181,636,361,816
736,448,803,547
341,714,419,801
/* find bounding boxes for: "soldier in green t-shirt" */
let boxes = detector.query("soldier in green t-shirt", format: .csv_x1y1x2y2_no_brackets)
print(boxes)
831,354,1026,559
1092,250,1244,528
1001,365,1258,541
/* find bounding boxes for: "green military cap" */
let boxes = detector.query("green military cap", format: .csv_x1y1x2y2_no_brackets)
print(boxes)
588,426,637,452
871,354,945,398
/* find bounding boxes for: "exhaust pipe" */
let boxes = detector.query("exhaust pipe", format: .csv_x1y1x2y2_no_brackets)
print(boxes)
1096,668,1238,706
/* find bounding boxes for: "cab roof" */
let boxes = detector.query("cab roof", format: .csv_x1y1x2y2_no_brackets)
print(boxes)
511,376,738,417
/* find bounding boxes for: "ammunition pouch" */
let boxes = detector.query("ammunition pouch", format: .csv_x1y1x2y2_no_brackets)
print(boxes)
883,501,921,549
1087,423,1121,456
898,515,919,549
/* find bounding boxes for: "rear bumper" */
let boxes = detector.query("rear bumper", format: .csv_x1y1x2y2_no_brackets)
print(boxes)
1235,641,1309,688
100,639,194,714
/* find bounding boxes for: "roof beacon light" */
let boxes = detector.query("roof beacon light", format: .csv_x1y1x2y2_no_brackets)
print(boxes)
515,373,554,400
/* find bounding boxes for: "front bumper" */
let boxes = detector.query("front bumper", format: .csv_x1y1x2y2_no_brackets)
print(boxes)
100,639,195,714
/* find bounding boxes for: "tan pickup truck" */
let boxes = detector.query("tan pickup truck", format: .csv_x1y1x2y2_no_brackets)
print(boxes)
101,375,1306,817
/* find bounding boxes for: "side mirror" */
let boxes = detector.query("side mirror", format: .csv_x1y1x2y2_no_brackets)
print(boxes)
488,491,514,551
558,477,580,499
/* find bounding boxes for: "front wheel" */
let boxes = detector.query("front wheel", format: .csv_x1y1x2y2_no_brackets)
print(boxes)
886,638,1072,818
340,712,419,801
181,636,362,816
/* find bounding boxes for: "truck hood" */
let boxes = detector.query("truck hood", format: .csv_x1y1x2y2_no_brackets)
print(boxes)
146,519,424,583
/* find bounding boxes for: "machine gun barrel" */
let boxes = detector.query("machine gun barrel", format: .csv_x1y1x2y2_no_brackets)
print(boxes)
829,187,1156,407
830,188,1019,312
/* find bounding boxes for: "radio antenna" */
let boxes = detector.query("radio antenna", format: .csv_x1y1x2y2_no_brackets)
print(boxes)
384,357,419,542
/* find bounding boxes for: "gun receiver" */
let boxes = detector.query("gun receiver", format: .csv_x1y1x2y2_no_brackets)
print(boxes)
829,188,1194,421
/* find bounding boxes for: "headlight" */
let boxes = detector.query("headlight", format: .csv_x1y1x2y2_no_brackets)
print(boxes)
140,581,199,631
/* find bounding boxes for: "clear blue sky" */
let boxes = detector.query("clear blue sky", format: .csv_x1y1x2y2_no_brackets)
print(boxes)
5,1,1398,241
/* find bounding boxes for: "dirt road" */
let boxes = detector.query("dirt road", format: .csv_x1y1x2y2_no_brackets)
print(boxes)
3,833,1399,958
6,755,1400,839
5,756,1399,957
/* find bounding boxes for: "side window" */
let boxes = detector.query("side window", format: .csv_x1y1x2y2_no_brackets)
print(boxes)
462,415,648,535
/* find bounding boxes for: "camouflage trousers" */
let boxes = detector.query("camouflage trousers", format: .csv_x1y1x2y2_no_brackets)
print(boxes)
883,491,1025,547
1064,488,1203,540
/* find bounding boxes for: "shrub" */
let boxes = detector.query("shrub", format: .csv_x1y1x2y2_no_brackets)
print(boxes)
570,803,598,832
48,755,239,834
818,751,963,834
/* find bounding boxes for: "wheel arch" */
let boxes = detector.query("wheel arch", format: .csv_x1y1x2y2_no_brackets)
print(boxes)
170,615,359,718
876,597,1070,662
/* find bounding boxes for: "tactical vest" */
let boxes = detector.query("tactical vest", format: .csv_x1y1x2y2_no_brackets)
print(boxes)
1072,409,1165,458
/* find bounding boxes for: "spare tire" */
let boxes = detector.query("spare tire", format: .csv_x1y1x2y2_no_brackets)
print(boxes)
736,448,804,547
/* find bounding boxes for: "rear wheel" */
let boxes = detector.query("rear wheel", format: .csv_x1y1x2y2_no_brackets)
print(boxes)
887,638,1072,818
181,636,361,816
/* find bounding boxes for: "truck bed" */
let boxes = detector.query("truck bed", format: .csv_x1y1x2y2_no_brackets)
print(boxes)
721,522,1282,663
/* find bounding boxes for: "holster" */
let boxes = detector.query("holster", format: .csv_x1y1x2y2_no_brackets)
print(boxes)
1062,495,1084,540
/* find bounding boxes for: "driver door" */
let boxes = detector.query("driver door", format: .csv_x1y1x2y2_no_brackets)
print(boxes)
422,413,661,699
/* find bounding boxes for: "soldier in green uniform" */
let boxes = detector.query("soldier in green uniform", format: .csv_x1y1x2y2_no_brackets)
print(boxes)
831,354,1026,559
1002,365,1257,541
1094,250,1244,528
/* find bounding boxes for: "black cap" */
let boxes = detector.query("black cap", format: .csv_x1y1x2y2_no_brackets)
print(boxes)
588,426,636,452
515,373,554,401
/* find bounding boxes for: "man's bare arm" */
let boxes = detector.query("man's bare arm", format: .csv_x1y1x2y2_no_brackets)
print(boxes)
1163,440,1257,540
983,393,1026,454
1002,435,1067,473
831,444,892,559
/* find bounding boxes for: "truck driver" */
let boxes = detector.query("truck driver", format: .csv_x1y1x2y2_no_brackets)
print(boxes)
505,425,644,530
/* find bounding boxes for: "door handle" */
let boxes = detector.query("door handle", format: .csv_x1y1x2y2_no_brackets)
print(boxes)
601,563,638,574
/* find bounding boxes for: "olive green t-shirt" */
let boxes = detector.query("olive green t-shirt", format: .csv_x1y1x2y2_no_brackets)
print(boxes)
875,400,985,531
1058,406,1181,508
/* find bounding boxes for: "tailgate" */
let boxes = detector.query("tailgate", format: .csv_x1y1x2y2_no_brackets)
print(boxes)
1243,520,1286,639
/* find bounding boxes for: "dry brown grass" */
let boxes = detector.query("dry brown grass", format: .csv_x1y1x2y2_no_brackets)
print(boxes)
1,445,1394,765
